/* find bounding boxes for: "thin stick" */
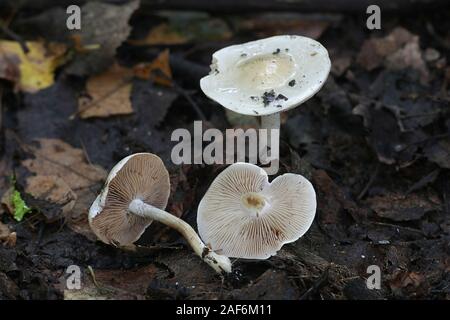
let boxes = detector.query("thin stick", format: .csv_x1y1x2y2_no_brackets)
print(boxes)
357,163,380,200
69,77,132,120
0,22,29,53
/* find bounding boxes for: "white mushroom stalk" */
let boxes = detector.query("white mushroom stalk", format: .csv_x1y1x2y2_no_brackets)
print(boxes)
200,35,331,173
89,153,232,274
128,199,231,274
197,162,317,259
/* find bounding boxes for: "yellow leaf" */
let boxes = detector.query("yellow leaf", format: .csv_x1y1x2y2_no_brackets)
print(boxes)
0,40,67,93
133,49,172,87
78,63,133,119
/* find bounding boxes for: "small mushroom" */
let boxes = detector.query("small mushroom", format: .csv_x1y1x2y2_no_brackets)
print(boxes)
197,162,316,259
200,35,331,173
89,153,232,274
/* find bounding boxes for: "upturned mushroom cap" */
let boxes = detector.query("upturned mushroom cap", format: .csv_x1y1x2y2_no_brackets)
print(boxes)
200,35,331,116
197,162,316,259
89,153,170,246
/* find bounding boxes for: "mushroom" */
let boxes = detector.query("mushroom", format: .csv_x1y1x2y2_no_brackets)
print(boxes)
197,162,316,259
89,153,232,274
200,35,331,173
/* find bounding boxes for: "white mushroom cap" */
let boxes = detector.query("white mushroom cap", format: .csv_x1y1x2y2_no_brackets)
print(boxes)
197,162,316,259
89,153,170,246
200,35,331,116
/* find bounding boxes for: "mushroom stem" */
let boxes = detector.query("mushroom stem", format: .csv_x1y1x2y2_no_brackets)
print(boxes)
259,113,280,175
128,198,232,274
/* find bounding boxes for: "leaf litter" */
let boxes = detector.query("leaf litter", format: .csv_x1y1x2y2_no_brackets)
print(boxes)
0,5,449,300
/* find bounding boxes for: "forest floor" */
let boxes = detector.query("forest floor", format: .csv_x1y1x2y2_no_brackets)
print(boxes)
0,2,449,299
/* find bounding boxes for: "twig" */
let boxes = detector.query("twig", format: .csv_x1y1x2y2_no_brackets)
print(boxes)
87,265,101,288
299,266,330,300
173,82,207,121
0,22,29,53
69,77,133,120
372,222,425,236
154,69,207,121
79,138,92,166
357,163,380,200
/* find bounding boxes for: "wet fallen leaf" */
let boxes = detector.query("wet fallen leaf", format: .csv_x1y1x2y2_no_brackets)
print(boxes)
352,98,427,167
366,191,441,221
21,139,106,237
25,175,76,222
312,170,362,240
131,23,188,46
77,63,133,119
65,0,140,76
0,41,67,93
424,139,450,169
369,71,441,131
389,270,429,297
357,27,415,70
133,49,172,86
130,12,231,45
232,13,334,39
0,188,14,216
357,27,429,83
0,222,16,247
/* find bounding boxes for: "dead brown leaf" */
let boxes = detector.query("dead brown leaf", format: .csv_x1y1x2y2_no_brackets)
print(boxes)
235,13,333,39
133,49,172,87
0,221,16,247
77,63,133,119
357,27,429,83
25,175,77,222
131,23,188,46
22,138,106,237
366,191,441,221
0,188,14,216
129,14,231,46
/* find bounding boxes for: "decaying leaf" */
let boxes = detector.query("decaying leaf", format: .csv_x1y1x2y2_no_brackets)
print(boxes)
21,139,106,237
65,0,140,76
130,12,231,46
424,139,450,169
0,41,67,93
389,270,429,297
357,27,429,83
312,170,361,240
0,222,16,247
25,175,77,222
352,99,427,167
133,49,172,86
0,188,14,216
366,191,441,221
232,13,335,39
78,63,133,119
